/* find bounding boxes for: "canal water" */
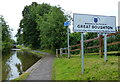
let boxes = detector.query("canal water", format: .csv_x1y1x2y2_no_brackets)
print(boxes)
2,50,41,80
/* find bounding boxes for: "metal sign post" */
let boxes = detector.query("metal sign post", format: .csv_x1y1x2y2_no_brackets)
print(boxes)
104,33,107,62
64,21,71,59
81,33,84,74
73,13,116,74
67,28,70,58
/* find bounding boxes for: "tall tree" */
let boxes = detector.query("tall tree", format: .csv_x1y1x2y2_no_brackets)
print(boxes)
17,2,69,50
18,2,51,49
19,2,39,48
36,6,68,50
0,15,14,53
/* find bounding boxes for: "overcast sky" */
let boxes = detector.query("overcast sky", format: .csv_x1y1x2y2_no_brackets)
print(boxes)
0,0,119,40
118,1,120,26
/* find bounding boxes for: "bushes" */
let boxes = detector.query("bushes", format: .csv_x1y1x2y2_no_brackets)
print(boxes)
107,34,120,52
70,32,120,54
2,42,12,53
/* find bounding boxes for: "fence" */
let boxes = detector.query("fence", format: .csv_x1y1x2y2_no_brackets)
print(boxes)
56,31,120,57
56,48,68,57
70,36,103,57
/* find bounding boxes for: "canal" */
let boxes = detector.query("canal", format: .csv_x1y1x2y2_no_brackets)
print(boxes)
2,50,41,80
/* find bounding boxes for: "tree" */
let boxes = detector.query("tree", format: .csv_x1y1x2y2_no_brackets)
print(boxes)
0,15,14,53
18,2,51,49
17,2,69,51
19,2,39,48
36,6,68,50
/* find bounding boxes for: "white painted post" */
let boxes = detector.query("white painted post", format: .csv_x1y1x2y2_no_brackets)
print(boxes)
68,28,70,58
60,48,62,57
81,33,84,74
56,49,58,58
60,48,63,57
104,33,108,62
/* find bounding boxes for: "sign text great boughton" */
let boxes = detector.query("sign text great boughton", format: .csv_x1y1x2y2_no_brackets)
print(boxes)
73,14,116,33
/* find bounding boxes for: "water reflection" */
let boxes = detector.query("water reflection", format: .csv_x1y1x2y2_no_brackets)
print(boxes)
6,51,22,80
2,51,40,80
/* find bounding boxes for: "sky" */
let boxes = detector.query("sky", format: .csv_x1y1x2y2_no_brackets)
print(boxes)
118,1,120,26
0,0,120,41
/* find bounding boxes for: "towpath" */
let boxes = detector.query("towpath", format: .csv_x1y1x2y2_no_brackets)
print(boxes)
25,50,55,80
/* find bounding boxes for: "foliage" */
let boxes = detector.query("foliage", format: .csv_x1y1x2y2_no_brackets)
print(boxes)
16,2,68,51
84,32,98,53
69,32,98,54
17,2,41,49
36,6,67,50
85,33,120,53
69,32,81,45
107,34,120,52
69,32,81,54
0,15,14,53
52,55,118,80
70,32,120,54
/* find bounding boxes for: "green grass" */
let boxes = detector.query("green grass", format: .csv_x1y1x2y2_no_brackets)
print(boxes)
17,45,55,56
0,59,2,82
40,49,54,54
12,72,30,80
52,55,119,80
23,49,45,56
16,45,45,56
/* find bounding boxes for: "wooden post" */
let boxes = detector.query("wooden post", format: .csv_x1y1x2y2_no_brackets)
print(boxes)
60,48,62,57
56,49,57,57
60,48,61,57
65,48,67,53
56,49,58,58
99,35,103,58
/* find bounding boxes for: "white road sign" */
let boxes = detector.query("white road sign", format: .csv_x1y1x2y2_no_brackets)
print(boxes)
73,13,116,33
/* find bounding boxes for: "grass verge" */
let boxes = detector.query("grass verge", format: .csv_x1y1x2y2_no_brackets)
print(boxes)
17,45,55,56
22,48,45,56
16,45,45,56
12,72,30,80
39,49,54,55
52,55,118,80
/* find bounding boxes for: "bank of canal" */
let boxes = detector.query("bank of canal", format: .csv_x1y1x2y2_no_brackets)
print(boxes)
2,50,41,80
